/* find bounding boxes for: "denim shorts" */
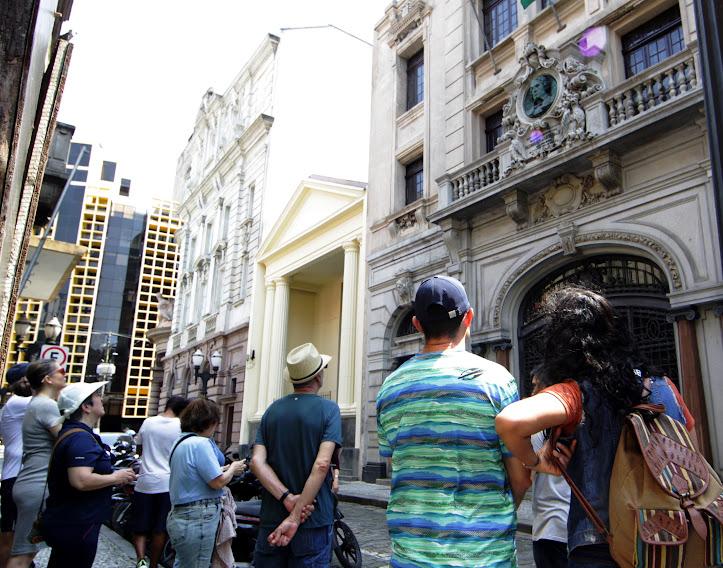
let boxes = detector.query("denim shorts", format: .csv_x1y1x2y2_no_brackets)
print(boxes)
254,524,333,568
167,498,221,568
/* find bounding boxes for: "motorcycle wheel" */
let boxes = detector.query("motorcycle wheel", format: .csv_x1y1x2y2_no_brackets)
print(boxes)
160,539,175,568
111,500,132,537
332,519,362,568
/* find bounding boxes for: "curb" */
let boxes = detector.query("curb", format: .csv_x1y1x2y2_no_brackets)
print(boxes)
337,492,533,534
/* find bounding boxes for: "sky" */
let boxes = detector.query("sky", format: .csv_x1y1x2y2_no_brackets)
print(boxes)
58,0,389,202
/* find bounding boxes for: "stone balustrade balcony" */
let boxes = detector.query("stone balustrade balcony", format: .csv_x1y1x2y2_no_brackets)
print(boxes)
605,51,698,128
433,46,703,225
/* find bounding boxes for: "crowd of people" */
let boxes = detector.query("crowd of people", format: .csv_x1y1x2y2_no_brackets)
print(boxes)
0,275,705,568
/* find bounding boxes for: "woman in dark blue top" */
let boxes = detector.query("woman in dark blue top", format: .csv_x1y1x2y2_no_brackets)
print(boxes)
42,382,136,568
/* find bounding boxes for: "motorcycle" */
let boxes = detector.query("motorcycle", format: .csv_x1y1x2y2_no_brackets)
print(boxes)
226,461,362,567
160,458,362,567
108,438,140,539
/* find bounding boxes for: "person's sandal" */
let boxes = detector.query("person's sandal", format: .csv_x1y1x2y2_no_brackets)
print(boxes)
136,560,149,568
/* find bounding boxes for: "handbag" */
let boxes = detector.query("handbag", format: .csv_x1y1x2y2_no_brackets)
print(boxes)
28,427,87,544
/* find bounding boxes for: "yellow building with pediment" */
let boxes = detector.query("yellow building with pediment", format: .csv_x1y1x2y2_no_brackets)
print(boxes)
241,176,366,477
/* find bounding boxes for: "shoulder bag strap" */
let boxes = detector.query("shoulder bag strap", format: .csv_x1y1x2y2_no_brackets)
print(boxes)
169,433,197,465
35,427,87,520
550,429,613,545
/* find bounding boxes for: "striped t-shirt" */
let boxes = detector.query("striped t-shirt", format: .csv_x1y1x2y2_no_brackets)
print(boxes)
376,350,520,568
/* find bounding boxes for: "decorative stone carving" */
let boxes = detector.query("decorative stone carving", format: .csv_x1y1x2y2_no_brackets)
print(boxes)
156,294,174,327
503,189,529,228
590,149,622,195
393,272,414,306
530,174,607,225
492,231,683,326
499,43,604,177
558,222,578,255
388,0,429,46
439,218,470,266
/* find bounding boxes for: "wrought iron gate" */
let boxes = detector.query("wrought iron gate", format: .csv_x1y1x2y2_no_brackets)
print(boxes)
517,255,677,396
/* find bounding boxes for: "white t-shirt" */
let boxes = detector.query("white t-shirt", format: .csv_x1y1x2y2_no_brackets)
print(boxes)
531,431,571,543
0,395,32,480
134,415,181,494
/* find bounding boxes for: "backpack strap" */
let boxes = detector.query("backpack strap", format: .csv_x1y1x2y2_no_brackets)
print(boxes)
169,433,197,465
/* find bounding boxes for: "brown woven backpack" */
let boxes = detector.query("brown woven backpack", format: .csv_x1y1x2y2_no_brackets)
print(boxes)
557,404,723,567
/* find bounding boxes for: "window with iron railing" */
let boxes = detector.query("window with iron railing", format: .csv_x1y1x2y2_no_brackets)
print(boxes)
622,7,684,78
483,0,518,48
485,109,503,153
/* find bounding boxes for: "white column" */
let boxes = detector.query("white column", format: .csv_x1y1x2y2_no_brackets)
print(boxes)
256,280,276,414
337,240,360,411
266,277,290,404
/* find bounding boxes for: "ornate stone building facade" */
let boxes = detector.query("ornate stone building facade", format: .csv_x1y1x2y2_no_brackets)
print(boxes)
164,26,372,451
161,36,278,448
363,0,722,481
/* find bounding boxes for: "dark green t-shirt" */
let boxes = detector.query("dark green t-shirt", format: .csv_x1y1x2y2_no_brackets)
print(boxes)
255,393,342,528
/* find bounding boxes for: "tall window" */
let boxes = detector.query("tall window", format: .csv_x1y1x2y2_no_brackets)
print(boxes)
485,110,504,153
404,157,424,205
119,178,131,197
205,222,214,254
406,50,424,110
622,7,684,78
246,184,255,219
101,161,116,182
483,0,518,47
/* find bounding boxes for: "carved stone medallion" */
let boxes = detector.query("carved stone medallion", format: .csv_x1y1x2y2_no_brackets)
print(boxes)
523,74,558,119
499,43,604,177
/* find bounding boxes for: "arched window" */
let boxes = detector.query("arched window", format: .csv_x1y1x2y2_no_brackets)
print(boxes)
395,309,417,338
518,255,677,396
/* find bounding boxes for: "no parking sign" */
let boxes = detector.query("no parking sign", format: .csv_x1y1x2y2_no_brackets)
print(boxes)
40,344,69,369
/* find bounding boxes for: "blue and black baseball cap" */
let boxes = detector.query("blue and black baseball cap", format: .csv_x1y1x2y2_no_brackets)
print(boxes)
5,363,29,385
413,275,470,323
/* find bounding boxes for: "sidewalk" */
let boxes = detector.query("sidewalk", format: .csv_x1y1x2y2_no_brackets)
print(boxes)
34,525,136,567
338,480,533,534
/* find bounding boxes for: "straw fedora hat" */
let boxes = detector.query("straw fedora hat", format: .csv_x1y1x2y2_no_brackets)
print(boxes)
285,343,331,385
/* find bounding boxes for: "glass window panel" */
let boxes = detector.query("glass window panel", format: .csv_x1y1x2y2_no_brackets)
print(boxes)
622,7,683,77
406,50,424,110
101,161,117,182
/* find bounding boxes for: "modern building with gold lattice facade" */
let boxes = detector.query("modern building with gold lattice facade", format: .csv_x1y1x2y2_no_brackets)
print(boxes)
5,142,179,430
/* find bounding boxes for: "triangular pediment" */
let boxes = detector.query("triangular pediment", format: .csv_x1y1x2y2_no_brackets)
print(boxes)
259,178,365,258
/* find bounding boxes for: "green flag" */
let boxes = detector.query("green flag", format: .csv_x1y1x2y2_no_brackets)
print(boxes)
520,0,535,7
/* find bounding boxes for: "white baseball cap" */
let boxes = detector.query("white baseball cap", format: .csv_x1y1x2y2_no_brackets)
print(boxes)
58,381,108,421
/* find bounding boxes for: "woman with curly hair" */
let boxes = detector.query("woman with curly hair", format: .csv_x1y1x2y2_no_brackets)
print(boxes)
496,286,690,567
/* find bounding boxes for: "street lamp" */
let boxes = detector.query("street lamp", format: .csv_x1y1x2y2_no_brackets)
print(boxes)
96,361,116,381
192,349,222,397
14,313,33,361
44,316,62,344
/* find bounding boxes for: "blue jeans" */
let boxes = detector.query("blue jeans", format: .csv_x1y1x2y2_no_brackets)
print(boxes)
167,498,221,568
254,525,332,567
568,544,618,568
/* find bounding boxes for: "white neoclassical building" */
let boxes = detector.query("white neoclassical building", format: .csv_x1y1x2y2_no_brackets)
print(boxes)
163,27,372,450
162,36,278,447
362,0,722,481
241,176,366,476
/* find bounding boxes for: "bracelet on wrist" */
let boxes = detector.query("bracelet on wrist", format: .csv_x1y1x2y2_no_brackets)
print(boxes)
279,490,291,503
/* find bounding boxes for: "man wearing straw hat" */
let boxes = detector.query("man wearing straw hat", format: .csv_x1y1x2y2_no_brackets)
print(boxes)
251,342,342,566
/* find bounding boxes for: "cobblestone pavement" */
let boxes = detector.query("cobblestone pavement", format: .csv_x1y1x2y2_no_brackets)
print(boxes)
33,525,137,567
334,501,534,568
30,504,533,567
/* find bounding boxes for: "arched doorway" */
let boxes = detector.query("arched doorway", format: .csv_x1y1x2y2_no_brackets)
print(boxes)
389,308,420,372
517,255,677,396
